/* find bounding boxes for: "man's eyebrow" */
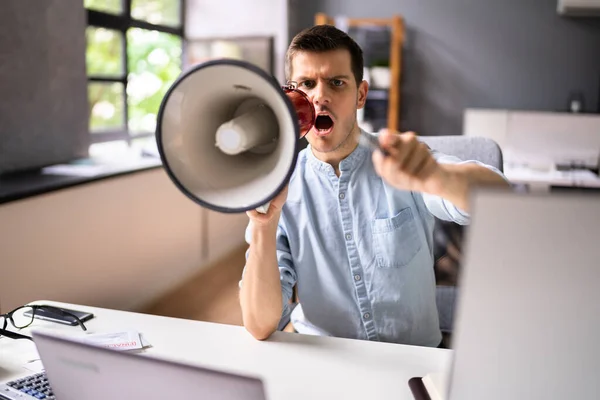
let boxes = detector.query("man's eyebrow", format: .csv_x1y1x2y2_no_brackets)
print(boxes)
295,75,351,81
328,75,351,80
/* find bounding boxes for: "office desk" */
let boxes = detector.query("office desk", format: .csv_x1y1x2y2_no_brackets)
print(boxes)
505,165,600,192
1,300,451,399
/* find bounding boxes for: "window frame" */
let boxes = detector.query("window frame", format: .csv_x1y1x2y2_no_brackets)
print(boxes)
86,0,185,145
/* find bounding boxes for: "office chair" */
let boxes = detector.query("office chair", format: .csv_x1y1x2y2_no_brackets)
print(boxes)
279,136,505,339
418,135,504,343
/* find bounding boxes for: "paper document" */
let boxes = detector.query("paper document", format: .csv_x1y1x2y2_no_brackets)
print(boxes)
74,331,151,351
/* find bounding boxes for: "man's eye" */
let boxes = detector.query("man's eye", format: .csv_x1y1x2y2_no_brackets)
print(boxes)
300,81,315,89
331,79,344,87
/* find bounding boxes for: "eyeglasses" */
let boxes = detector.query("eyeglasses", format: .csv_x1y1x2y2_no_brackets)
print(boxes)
0,305,88,341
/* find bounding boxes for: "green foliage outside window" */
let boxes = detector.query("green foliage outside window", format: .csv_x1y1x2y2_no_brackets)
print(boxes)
84,0,182,134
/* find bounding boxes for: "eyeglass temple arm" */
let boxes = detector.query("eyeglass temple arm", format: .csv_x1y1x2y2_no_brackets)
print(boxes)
0,328,33,341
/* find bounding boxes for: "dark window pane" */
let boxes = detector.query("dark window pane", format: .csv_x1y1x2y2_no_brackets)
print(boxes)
88,82,125,132
86,27,124,77
131,0,181,27
84,0,123,15
127,28,182,133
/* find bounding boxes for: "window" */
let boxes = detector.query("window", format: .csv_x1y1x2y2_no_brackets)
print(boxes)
84,0,184,150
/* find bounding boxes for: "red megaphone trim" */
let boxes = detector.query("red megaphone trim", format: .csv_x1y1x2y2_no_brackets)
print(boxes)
282,83,315,139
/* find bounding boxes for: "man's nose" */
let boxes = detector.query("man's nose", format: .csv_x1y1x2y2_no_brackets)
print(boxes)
311,82,331,106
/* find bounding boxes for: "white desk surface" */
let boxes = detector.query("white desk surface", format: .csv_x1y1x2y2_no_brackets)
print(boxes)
0,300,451,400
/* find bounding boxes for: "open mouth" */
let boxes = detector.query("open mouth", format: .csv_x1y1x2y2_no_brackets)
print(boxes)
314,114,334,136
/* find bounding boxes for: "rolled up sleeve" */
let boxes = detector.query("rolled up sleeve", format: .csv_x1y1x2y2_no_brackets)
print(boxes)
422,151,507,225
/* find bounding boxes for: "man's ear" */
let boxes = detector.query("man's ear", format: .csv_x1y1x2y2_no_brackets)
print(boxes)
357,80,369,109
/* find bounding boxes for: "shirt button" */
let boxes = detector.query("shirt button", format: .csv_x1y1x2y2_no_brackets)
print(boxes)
345,233,352,240
354,274,361,281
363,312,371,320
339,193,345,199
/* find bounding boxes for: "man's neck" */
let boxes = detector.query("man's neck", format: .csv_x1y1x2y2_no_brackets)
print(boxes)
313,125,361,176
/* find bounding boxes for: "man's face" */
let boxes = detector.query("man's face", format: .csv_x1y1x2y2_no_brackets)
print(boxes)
290,49,368,155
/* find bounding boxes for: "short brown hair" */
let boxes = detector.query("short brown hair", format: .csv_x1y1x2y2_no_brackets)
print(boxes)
285,25,364,85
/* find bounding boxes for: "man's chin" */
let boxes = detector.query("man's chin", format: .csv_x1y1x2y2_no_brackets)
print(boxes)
308,129,354,153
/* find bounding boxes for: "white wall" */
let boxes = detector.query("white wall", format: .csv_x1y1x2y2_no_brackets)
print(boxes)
463,109,600,168
185,0,289,82
0,168,248,313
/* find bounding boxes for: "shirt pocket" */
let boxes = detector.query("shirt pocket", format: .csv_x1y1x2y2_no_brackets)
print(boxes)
371,207,422,268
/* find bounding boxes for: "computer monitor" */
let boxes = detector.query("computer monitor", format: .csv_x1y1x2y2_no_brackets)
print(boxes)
447,189,600,399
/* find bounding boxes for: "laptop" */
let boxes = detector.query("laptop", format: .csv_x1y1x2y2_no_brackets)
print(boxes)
410,189,600,400
0,330,267,400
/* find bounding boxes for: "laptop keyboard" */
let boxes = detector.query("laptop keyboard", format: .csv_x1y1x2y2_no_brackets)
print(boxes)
5,373,55,399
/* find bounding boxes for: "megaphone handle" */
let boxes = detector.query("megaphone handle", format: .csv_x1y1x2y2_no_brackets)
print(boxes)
256,201,271,214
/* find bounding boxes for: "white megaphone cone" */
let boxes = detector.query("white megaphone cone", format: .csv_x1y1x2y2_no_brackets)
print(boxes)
156,59,314,214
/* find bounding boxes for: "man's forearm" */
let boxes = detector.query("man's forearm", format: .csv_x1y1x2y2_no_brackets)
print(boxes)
239,219,284,340
435,163,509,212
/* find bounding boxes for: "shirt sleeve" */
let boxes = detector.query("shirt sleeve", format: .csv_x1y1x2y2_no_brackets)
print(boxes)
421,150,508,225
238,219,297,328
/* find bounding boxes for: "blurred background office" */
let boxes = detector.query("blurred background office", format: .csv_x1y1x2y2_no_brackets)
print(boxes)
1,0,599,345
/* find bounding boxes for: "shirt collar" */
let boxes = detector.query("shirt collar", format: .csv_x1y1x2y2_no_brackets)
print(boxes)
306,131,370,176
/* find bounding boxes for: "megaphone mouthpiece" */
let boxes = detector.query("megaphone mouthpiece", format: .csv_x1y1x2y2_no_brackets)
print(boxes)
215,100,279,155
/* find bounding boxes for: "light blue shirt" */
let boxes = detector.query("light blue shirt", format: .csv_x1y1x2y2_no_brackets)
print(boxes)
242,138,503,347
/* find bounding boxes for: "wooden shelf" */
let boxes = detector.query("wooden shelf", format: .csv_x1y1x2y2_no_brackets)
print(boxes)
315,12,405,132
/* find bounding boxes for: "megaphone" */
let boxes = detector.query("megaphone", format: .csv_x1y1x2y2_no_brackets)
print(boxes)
156,59,315,214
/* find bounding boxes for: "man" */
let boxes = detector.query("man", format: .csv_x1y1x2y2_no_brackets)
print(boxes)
239,25,508,347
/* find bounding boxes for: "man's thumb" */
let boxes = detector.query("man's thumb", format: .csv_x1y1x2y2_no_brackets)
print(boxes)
378,129,399,148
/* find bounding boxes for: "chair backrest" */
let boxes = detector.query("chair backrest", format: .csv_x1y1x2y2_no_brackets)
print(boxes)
417,135,504,337
418,135,504,172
